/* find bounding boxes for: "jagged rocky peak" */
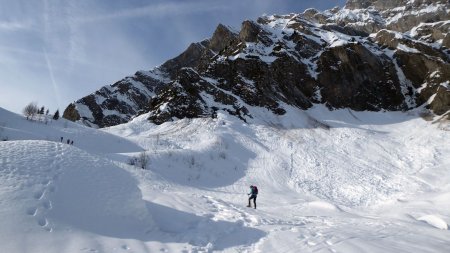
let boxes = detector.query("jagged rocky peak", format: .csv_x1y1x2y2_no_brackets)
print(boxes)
239,20,262,43
160,40,211,79
209,24,238,53
63,0,450,127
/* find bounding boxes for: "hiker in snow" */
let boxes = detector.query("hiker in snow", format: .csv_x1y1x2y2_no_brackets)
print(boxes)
247,185,258,209
67,139,70,144
70,140,73,145
60,137,63,142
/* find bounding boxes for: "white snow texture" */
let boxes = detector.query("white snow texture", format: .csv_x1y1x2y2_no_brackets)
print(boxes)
1,102,450,252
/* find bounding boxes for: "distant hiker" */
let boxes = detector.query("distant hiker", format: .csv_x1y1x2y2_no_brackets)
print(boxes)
60,137,63,142
67,139,70,144
70,140,73,145
247,185,258,209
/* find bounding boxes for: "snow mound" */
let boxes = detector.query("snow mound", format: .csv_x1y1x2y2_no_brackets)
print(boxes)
418,215,448,230
0,140,154,249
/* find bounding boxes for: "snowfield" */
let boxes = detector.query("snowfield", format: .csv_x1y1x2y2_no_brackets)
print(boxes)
1,105,450,252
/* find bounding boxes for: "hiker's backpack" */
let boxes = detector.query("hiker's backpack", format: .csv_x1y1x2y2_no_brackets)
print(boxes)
253,186,258,195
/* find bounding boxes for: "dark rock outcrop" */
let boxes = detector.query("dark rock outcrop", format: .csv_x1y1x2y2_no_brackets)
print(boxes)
239,20,262,43
63,103,80,122
161,41,211,79
210,24,238,53
317,43,405,110
429,85,450,115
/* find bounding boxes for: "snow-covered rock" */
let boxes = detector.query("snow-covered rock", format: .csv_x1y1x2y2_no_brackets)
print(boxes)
63,0,450,127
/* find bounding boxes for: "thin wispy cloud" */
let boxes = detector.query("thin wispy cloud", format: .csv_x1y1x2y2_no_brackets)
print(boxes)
72,1,231,24
0,21,31,31
0,0,346,114
43,47,61,110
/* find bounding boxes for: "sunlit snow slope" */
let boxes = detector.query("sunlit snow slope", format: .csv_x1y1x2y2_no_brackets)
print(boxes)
1,105,450,252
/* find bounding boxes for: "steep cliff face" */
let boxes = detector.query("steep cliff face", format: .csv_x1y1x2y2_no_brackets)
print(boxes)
64,0,450,127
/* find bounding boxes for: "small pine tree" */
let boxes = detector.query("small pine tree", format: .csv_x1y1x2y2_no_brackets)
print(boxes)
39,106,45,115
45,109,49,115
53,109,60,120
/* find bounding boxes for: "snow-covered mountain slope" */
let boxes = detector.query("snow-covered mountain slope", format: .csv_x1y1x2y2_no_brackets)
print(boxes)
0,107,142,154
106,105,450,208
3,103,449,252
63,0,450,128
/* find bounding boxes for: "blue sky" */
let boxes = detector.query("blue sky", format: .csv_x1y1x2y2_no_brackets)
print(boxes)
0,0,346,114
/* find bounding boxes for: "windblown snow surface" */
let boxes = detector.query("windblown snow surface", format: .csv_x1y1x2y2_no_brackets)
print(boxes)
1,105,450,252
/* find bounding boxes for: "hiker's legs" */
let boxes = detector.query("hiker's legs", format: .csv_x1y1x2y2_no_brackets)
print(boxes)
248,195,256,208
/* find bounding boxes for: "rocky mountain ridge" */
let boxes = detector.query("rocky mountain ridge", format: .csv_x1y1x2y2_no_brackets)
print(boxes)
63,0,450,127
